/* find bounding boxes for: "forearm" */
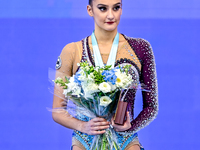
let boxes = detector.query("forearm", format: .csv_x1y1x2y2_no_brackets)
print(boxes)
128,106,158,132
52,111,85,132
52,85,85,131
52,111,110,135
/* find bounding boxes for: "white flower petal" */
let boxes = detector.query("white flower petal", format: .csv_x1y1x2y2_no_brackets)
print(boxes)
100,96,112,107
99,82,111,93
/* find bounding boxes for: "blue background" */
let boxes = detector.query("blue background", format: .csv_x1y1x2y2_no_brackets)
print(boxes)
0,0,200,150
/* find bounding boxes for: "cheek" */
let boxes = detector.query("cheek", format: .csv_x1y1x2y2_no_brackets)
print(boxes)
114,15,119,22
95,14,105,22
116,12,122,21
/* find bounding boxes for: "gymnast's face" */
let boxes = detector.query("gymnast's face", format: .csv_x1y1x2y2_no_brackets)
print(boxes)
87,0,122,32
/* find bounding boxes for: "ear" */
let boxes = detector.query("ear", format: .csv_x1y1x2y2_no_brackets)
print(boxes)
87,5,93,17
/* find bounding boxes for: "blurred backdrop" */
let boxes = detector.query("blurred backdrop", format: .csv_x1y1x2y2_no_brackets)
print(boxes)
0,0,200,150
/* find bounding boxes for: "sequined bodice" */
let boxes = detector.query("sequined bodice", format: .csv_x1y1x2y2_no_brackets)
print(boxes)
56,33,158,133
80,35,158,133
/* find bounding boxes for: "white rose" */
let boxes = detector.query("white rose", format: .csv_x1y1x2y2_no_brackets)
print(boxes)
84,82,99,94
115,71,125,88
89,83,99,91
100,96,112,107
82,82,99,99
115,70,133,88
99,82,111,93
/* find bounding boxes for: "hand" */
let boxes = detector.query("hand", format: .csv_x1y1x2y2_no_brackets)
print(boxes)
81,117,110,135
111,111,131,132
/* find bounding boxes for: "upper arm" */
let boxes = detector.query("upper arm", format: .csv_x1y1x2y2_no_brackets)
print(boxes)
53,43,76,108
139,39,158,113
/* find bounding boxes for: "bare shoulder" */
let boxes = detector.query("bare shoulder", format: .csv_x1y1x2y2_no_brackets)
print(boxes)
62,42,76,53
61,40,82,53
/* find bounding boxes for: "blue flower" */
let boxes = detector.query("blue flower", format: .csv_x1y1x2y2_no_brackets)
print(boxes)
115,66,120,70
74,70,81,85
102,69,117,85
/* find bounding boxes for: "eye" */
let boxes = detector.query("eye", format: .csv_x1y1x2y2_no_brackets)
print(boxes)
98,7,107,12
113,6,121,11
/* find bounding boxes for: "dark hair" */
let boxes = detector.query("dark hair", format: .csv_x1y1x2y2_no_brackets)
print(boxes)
89,0,92,5
89,0,122,6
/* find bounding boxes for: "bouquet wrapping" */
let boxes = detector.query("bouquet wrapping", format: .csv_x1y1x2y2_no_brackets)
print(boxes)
49,61,148,150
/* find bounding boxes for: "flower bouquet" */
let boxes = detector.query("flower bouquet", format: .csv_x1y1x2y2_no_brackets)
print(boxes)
50,61,144,150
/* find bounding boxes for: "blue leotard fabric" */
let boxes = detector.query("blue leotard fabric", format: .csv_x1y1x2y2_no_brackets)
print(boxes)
71,114,144,150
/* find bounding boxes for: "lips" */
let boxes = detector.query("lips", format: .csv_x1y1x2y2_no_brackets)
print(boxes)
106,21,114,24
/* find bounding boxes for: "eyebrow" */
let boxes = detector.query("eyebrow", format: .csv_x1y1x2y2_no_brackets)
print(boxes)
97,3,121,7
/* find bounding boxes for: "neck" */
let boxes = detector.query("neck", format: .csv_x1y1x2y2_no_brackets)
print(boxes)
94,27,118,45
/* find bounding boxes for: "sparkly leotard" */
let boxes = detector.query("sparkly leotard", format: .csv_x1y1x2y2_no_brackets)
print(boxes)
56,34,158,150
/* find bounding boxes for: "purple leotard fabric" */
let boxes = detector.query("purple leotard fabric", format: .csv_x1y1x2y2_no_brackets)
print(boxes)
124,36,158,132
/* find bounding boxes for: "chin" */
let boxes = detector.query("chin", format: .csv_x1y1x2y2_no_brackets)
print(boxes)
96,23,118,32
106,23,119,31
105,27,118,32
105,29,117,32
104,25,118,32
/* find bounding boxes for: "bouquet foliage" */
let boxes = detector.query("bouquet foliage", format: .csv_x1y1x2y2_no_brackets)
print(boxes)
53,62,135,150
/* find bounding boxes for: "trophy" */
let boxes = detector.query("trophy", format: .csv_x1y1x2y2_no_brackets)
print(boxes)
114,82,149,125
114,89,128,125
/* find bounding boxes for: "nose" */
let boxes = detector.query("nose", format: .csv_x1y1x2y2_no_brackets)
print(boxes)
107,9,114,20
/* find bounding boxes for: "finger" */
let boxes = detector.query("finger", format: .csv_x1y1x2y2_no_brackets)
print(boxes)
91,130,106,135
126,111,131,123
126,111,130,118
111,117,114,125
92,121,109,127
111,115,114,122
110,119,115,127
92,117,107,122
91,125,109,131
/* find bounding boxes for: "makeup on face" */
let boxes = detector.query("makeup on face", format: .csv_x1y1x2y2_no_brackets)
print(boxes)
106,21,114,25
97,3,121,12
96,2,121,24
90,0,122,32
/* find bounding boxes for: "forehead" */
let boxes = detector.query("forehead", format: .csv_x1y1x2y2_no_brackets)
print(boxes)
93,0,122,5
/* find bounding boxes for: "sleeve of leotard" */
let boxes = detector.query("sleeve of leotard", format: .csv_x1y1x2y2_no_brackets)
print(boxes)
128,39,158,132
